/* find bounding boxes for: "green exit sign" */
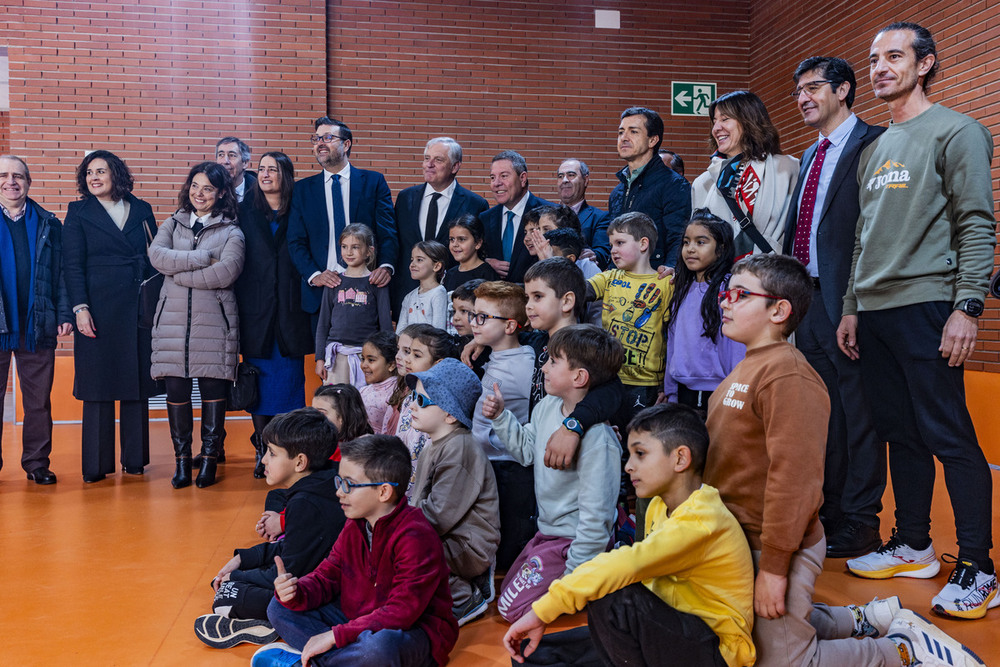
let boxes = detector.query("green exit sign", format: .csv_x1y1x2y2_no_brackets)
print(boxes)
671,82,716,116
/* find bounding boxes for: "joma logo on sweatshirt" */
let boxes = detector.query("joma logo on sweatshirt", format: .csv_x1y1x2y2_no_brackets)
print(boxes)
722,381,749,409
866,159,910,192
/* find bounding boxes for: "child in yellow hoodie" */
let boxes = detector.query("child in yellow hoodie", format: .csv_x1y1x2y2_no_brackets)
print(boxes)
503,403,755,667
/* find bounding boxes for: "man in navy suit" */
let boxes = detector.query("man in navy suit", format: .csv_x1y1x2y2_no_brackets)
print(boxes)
782,57,886,558
287,117,398,320
481,150,552,283
391,137,489,314
555,158,610,269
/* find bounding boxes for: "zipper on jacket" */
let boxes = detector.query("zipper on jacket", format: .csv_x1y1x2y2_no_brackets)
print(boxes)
184,287,192,377
217,296,230,331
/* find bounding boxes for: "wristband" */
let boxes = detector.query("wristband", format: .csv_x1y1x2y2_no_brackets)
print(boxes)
73,306,90,315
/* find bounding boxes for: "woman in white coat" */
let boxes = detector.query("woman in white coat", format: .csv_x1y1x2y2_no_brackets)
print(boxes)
691,90,799,258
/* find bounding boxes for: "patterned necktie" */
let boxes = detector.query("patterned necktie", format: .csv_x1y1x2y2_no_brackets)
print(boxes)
502,210,515,262
331,174,347,266
792,138,832,266
425,192,442,242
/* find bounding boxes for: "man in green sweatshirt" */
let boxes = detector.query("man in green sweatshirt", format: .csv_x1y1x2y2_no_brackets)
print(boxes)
836,21,997,620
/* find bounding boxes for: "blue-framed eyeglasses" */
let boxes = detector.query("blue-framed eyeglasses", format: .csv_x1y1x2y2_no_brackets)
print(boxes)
333,475,398,494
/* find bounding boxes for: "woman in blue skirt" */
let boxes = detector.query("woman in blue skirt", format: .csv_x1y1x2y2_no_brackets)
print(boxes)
234,152,313,477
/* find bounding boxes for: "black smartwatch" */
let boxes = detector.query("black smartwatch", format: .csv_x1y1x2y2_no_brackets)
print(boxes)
562,417,583,437
956,299,984,318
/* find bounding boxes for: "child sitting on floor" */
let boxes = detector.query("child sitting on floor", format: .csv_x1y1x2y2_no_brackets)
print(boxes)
704,254,979,667
253,434,457,667
256,385,371,543
503,403,755,667
195,409,344,650
407,357,501,627
483,324,622,623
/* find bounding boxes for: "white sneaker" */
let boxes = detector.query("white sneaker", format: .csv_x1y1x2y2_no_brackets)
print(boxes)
931,558,1000,620
886,609,985,666
851,595,901,637
847,532,940,579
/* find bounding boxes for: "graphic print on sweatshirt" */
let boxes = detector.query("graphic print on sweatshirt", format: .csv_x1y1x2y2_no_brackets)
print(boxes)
865,159,911,192
606,279,664,374
336,286,370,306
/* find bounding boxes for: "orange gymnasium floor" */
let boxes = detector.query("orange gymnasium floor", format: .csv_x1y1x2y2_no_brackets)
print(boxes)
1,416,998,666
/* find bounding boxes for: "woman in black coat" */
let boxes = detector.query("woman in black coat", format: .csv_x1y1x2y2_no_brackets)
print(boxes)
234,151,313,477
63,150,161,483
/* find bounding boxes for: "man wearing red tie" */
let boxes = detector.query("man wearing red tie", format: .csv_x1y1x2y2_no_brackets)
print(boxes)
781,57,885,558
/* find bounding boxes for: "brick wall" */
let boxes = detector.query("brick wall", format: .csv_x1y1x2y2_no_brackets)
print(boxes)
746,0,1000,372
326,0,750,204
2,0,327,221
0,111,8,154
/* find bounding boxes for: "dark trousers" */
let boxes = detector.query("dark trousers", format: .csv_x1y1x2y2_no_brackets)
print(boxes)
266,597,434,667
588,583,727,667
491,459,537,572
213,580,274,621
858,302,993,562
0,342,55,472
796,287,884,530
81,400,150,477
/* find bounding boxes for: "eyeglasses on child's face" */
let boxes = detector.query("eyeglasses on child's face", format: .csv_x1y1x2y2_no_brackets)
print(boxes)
467,311,512,326
717,288,783,305
410,390,436,409
333,475,398,494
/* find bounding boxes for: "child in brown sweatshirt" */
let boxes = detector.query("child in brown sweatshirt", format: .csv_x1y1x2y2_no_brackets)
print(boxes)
704,254,983,667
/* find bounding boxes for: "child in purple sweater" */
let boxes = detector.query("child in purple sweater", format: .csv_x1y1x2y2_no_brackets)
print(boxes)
663,210,745,413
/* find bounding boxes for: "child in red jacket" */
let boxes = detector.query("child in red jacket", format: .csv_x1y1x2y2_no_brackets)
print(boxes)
252,434,458,667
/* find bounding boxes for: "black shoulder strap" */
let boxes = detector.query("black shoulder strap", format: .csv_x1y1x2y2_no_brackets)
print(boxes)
716,156,774,255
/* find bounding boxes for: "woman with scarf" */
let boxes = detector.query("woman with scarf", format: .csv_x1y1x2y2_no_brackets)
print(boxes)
691,90,799,258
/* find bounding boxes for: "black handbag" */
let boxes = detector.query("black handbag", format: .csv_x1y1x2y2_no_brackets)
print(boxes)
227,361,261,412
138,221,164,329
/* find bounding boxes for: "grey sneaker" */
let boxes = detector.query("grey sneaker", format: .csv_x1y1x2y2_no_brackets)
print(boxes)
851,596,901,637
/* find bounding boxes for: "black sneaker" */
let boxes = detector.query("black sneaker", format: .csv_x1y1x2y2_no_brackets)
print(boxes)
472,562,496,604
453,588,488,627
194,614,278,649
826,519,882,558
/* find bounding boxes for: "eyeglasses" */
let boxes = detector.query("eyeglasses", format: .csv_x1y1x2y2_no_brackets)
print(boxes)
718,288,784,305
790,80,835,97
410,390,436,408
310,133,344,145
467,312,513,326
333,474,398,494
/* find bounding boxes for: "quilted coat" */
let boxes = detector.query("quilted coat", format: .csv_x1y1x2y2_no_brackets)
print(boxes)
148,211,244,381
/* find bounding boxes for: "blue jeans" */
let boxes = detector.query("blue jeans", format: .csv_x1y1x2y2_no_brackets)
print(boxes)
266,598,435,667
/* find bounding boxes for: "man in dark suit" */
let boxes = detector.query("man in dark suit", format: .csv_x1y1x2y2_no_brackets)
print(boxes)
287,117,398,320
481,150,552,284
555,158,610,269
391,137,489,314
782,57,886,558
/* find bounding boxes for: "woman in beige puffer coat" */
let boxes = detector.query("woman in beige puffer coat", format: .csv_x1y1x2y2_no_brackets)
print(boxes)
149,162,244,490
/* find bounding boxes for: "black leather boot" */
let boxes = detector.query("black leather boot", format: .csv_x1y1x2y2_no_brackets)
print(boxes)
196,400,226,488
251,414,273,479
167,402,193,489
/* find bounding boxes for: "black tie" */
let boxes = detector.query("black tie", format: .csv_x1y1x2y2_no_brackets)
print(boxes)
425,193,442,242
